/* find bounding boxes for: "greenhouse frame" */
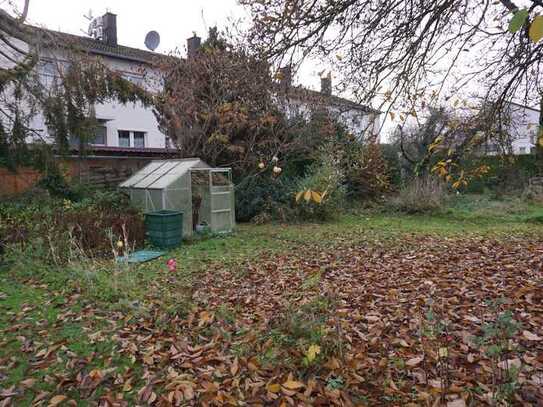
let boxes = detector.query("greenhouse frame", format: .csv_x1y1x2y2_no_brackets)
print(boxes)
119,158,235,237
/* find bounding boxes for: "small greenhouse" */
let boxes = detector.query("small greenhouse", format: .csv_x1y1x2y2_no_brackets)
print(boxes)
119,158,235,237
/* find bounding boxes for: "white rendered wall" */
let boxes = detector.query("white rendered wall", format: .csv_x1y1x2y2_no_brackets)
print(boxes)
5,42,167,149
507,104,539,155
279,96,380,141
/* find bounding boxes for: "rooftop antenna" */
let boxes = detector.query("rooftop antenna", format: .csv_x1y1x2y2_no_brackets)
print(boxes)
144,30,160,51
81,9,94,35
83,9,93,21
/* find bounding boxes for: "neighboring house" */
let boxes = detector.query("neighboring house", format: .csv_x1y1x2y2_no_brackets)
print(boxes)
276,68,381,142
483,101,540,156
5,12,380,153
0,11,380,194
0,11,178,192
25,12,168,151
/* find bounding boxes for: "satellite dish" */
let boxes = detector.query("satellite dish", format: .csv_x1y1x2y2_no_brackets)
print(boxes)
144,31,160,51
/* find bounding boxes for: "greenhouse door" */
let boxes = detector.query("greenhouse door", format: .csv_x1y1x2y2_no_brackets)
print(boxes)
209,169,233,233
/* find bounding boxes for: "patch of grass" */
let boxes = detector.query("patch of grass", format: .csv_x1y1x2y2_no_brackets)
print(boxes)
1,193,542,404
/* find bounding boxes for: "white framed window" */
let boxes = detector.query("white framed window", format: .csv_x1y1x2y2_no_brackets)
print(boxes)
69,123,107,146
118,130,147,148
118,130,130,147
133,131,145,148
121,72,145,87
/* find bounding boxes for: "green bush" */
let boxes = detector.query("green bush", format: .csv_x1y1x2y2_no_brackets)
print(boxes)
0,188,143,263
292,153,346,221
235,172,293,222
463,155,539,193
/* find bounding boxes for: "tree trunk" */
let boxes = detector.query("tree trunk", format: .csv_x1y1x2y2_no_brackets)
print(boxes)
537,96,543,174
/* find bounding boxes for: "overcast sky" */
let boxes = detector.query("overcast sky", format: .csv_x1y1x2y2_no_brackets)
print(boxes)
5,0,326,91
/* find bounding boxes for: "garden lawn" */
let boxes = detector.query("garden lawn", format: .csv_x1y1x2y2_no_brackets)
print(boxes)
1,205,543,406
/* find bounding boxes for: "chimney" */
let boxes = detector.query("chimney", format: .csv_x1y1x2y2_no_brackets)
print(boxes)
187,35,201,58
278,66,292,90
102,12,117,47
320,72,332,96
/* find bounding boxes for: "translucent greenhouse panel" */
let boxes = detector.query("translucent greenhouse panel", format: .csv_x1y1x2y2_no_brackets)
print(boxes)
169,170,190,190
211,191,231,211
164,187,192,237
210,190,233,232
130,189,147,211
209,169,234,233
230,188,236,228
211,211,232,233
211,171,230,186
149,160,204,189
119,161,168,188
146,189,164,212
139,161,182,188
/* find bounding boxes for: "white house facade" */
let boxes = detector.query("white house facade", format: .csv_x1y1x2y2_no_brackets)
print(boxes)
485,102,540,155
18,13,168,151
507,102,539,155
2,11,381,156
276,69,381,142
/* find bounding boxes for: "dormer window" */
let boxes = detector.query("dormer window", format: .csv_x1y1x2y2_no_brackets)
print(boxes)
134,131,145,148
118,130,130,147
118,130,146,148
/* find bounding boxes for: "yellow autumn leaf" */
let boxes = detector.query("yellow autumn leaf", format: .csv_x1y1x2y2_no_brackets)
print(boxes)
49,395,68,406
529,15,543,43
306,344,321,362
304,189,312,202
198,310,214,326
311,191,322,204
267,383,281,393
282,379,304,390
389,111,396,121
295,191,304,202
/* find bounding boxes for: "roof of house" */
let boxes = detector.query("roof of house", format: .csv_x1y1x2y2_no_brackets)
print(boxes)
280,85,380,114
8,7,376,115
26,24,161,64
68,145,179,158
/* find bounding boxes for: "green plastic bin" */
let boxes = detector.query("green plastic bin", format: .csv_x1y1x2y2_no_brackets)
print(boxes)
144,210,183,249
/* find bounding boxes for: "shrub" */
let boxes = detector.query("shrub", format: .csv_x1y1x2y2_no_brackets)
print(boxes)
293,152,346,221
389,176,447,213
343,143,390,199
0,188,144,263
235,172,293,222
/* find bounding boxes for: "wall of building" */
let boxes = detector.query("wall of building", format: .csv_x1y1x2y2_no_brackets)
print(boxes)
279,96,380,141
508,104,539,155
27,48,167,149
0,156,157,197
